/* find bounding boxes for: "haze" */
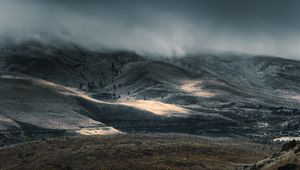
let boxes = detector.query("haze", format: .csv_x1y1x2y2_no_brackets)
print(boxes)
1,0,300,58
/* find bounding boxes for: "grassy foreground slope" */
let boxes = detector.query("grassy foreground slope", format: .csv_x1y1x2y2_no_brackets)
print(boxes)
0,134,279,170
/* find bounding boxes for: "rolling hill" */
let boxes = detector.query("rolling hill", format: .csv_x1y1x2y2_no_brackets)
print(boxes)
0,40,300,144
0,71,234,145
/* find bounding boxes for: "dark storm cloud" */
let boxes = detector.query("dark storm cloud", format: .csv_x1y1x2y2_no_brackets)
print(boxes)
1,0,300,58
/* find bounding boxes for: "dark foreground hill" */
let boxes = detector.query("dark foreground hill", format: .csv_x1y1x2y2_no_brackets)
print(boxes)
0,134,279,170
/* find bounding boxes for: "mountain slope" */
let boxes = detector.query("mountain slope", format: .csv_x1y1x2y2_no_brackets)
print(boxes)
0,71,235,145
1,40,300,142
0,40,143,90
172,54,300,92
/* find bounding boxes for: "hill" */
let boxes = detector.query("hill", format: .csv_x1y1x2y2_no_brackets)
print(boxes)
1,40,300,142
0,71,234,145
0,134,279,170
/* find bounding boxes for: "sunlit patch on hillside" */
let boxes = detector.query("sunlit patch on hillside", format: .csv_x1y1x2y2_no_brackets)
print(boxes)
37,79,108,104
180,80,217,97
273,136,300,142
120,100,192,117
75,127,123,136
0,115,19,130
287,95,300,103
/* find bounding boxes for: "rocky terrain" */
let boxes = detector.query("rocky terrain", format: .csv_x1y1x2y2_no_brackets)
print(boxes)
245,140,300,170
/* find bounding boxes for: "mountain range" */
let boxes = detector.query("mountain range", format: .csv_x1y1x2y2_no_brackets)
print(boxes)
0,40,300,145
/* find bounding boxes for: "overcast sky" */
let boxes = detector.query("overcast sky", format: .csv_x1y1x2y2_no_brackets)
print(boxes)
0,0,300,58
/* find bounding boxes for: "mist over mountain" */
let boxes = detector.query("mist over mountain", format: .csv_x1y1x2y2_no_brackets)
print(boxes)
1,1,300,169
1,0,300,58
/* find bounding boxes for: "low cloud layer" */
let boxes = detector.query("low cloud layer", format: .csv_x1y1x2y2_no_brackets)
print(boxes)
1,0,300,58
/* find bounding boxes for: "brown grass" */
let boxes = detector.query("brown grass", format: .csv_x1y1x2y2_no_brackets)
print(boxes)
0,134,279,170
